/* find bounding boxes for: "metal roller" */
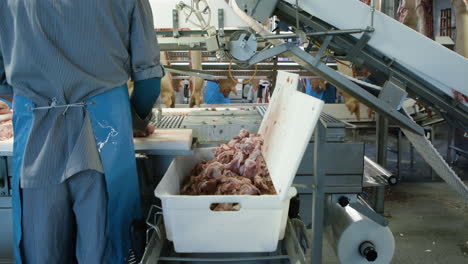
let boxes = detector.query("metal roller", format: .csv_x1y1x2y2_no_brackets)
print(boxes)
326,196,395,264
364,156,398,186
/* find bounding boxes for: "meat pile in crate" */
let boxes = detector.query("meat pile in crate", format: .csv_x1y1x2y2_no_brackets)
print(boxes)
180,129,276,210
0,101,13,141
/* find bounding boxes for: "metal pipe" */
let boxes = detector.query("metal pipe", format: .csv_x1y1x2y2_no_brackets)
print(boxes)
364,156,398,185
311,121,327,263
164,67,218,80
258,28,370,40
374,114,389,214
158,256,289,262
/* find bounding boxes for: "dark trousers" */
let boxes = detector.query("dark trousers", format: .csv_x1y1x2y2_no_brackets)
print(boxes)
21,171,108,264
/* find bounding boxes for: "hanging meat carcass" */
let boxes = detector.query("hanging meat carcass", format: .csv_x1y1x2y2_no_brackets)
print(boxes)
218,79,238,98
189,50,204,107
160,51,177,108
397,0,434,38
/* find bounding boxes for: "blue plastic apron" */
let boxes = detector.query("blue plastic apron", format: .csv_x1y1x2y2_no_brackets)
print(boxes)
12,84,141,264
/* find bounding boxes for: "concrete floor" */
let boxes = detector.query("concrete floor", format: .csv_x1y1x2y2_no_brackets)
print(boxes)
318,181,468,264
385,182,468,264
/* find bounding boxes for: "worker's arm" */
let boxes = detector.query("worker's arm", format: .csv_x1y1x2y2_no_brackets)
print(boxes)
129,0,164,136
130,77,161,136
0,52,12,103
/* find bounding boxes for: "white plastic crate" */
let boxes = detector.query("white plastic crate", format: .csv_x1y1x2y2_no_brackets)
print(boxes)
156,148,296,252
155,72,324,253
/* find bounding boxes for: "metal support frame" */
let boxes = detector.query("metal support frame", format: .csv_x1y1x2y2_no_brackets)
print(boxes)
310,120,327,263
314,35,333,63
350,197,389,227
344,31,372,65
397,129,403,181
374,114,388,214
274,0,468,130
257,28,371,41
446,125,455,164
247,43,425,135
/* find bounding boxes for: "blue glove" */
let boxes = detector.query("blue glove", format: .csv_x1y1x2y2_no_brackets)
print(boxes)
130,77,161,119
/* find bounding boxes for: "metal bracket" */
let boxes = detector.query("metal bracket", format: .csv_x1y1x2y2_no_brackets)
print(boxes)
248,43,293,65
379,78,408,110
349,197,389,227
172,9,180,38
344,29,373,65
314,35,333,65
218,9,225,37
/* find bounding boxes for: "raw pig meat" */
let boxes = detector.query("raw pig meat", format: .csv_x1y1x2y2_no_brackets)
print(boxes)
180,129,276,210
0,102,13,141
160,51,176,108
0,120,13,141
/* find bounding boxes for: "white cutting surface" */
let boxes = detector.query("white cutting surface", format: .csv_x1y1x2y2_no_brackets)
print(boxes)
259,71,324,200
0,129,193,156
133,129,193,152
284,0,468,97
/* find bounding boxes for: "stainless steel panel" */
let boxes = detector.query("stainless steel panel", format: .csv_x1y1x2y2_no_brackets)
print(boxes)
181,116,262,142
297,142,364,175
188,108,259,116
294,175,363,193
0,197,13,263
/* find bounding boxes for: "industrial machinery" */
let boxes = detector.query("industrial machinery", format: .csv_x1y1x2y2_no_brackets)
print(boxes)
140,72,395,264
143,0,467,263
1,0,467,263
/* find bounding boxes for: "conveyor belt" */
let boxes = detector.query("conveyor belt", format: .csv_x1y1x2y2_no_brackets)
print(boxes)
319,112,346,128
256,105,267,117
273,0,468,129
258,105,345,129
154,116,185,129
402,127,468,201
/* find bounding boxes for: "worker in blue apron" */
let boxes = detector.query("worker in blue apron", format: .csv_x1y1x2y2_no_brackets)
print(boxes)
0,1,163,263
204,80,231,104
304,78,337,103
